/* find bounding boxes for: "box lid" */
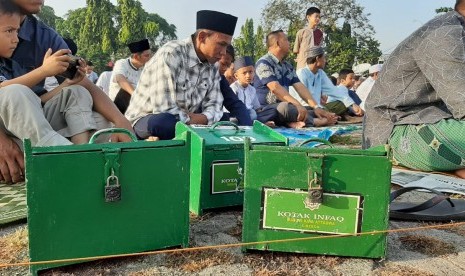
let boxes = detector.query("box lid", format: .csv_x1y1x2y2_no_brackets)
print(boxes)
177,121,288,150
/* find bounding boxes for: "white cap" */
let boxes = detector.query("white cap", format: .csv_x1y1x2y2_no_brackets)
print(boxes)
369,64,382,74
331,73,339,78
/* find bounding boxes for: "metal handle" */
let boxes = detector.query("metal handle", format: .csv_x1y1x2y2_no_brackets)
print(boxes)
89,128,138,144
209,121,240,131
297,138,333,148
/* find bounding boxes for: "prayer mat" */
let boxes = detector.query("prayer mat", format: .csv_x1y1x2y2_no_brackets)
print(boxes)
274,124,362,147
0,183,27,225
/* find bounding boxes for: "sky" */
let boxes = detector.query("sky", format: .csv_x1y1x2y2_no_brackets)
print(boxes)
44,0,456,54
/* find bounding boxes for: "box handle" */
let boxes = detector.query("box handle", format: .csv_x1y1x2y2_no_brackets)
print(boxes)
89,128,138,144
209,121,240,132
297,138,333,148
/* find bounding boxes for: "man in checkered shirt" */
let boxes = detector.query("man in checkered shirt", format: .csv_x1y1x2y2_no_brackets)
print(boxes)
126,10,237,140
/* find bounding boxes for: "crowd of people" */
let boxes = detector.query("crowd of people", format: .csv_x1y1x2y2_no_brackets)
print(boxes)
0,0,464,183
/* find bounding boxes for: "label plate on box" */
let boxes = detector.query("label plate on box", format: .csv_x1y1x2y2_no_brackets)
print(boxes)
211,161,243,194
262,188,362,235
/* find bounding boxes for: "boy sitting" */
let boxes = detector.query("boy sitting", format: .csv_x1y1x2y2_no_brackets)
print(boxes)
325,68,364,121
0,0,103,146
230,56,276,127
229,56,261,121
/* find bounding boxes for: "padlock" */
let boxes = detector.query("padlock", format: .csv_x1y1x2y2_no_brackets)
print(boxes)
306,172,323,204
105,175,121,202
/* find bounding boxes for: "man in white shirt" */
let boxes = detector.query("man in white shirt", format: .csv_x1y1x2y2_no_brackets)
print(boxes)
110,39,151,113
85,61,99,83
96,62,114,96
357,64,382,110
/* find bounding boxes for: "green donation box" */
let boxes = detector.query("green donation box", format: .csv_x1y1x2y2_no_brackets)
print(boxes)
176,121,287,215
25,129,191,275
242,139,392,258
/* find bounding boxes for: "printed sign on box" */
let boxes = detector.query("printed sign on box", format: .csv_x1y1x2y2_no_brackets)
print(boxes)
262,188,363,235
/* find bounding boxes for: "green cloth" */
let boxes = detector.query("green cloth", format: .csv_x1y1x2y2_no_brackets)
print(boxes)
324,101,348,115
389,119,465,171
0,183,26,224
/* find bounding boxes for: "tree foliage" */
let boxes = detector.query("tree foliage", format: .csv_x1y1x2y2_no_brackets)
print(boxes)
233,19,267,62
36,5,60,29
261,0,382,73
436,7,453,13
80,0,117,56
48,1,176,72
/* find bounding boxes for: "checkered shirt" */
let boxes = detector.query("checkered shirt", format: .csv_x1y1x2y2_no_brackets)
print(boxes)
125,37,224,125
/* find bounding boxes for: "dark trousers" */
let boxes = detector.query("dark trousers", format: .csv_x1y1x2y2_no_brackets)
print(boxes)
257,104,279,124
114,89,131,114
133,113,178,140
257,102,316,126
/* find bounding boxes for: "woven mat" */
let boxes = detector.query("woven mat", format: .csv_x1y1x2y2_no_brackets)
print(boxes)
0,183,26,225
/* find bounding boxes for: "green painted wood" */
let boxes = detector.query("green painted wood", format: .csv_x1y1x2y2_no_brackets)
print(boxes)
25,133,191,275
176,121,288,215
242,141,392,258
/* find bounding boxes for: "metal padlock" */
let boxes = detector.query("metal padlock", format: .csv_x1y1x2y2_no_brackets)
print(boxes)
105,175,121,202
306,171,323,204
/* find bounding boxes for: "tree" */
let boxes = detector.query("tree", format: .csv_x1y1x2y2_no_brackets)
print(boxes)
233,19,267,62
56,8,87,41
36,5,60,29
146,13,177,47
324,22,357,73
436,7,453,13
261,0,381,73
78,0,118,69
52,0,176,72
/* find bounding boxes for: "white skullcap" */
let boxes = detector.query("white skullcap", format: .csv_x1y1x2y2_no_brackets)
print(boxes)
369,64,383,74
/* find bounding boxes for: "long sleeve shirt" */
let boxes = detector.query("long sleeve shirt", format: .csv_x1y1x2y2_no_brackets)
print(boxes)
125,37,224,125
292,67,354,107
230,81,261,111
363,11,465,148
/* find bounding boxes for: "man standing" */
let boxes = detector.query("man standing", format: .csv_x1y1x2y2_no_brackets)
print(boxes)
126,10,237,140
110,39,151,114
254,30,337,128
363,0,465,177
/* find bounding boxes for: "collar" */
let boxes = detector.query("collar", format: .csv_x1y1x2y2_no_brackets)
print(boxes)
185,36,208,68
18,15,35,42
127,58,139,71
266,52,281,64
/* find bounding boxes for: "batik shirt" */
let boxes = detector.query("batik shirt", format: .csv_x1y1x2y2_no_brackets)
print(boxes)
125,37,224,125
363,11,465,148
253,52,300,107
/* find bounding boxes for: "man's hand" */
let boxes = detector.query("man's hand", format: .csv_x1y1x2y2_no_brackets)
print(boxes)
63,59,86,86
187,113,208,125
0,134,24,183
109,118,136,143
351,104,364,116
314,107,339,125
40,48,72,77
296,105,308,122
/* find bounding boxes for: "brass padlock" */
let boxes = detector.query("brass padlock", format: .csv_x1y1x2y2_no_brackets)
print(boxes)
306,172,323,204
105,175,121,202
